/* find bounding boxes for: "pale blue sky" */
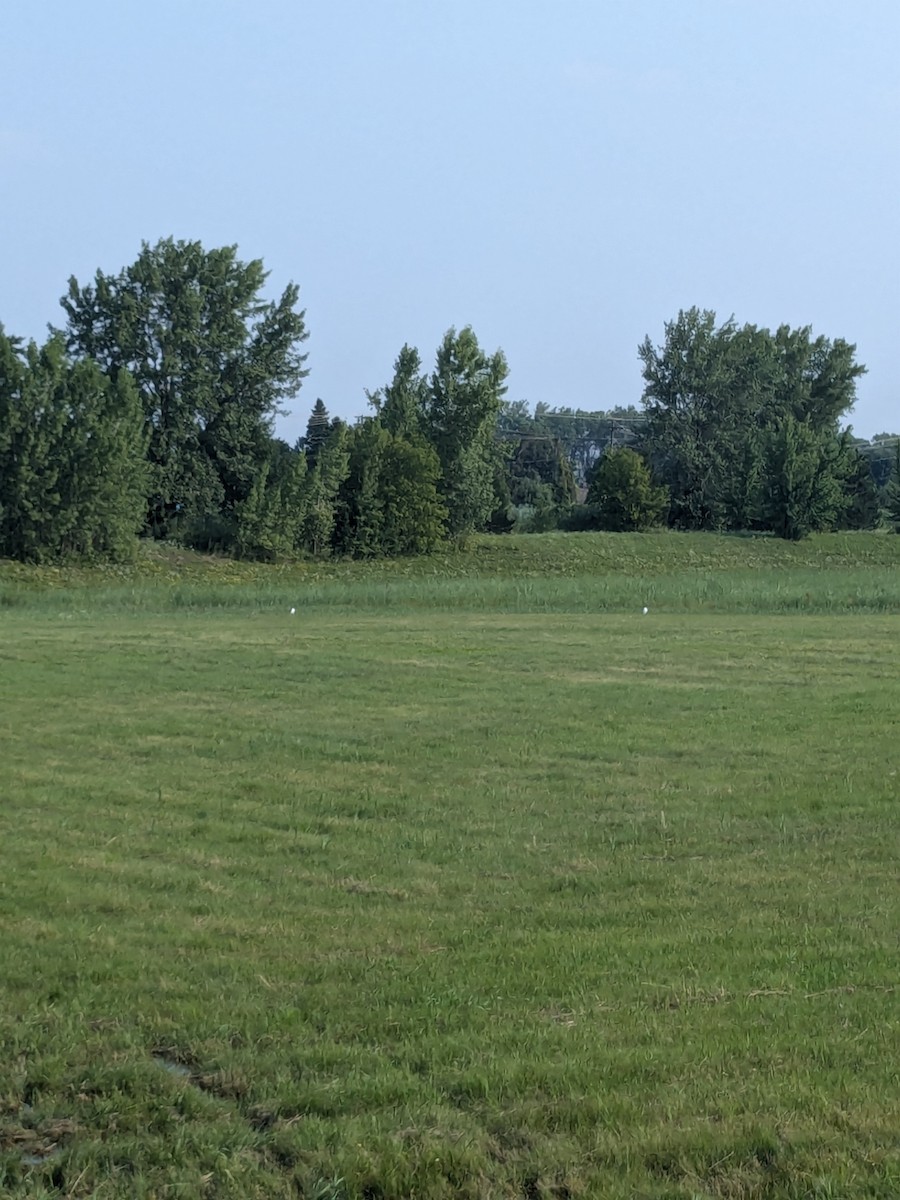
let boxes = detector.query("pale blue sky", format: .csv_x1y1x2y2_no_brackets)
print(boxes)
2,1,897,439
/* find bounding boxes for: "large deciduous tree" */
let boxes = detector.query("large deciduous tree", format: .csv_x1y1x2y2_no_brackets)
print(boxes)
59,237,309,540
639,308,866,536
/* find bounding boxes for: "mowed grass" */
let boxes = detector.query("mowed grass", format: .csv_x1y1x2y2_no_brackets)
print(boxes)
1,541,899,1197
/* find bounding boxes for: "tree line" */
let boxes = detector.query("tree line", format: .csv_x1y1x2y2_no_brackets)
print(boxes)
1,240,897,563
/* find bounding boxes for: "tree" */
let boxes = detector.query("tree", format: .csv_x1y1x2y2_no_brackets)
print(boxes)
541,405,645,484
333,418,388,557
886,441,900,531
0,330,62,562
370,345,427,439
54,358,149,560
234,442,309,560
0,331,147,562
59,237,309,540
856,433,900,490
423,327,508,537
303,399,331,468
758,418,850,540
837,449,881,531
300,422,349,556
378,434,448,555
506,435,577,510
639,308,866,532
585,447,668,532
333,418,448,558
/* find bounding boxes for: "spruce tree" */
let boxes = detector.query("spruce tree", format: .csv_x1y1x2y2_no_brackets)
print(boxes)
303,399,331,468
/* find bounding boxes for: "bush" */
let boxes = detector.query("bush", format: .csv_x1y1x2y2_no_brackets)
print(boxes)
585,448,668,531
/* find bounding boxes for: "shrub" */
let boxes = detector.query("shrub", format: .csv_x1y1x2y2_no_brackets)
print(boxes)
585,448,668,531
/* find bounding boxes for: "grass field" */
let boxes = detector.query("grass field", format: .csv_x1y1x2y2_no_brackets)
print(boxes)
2,533,899,1198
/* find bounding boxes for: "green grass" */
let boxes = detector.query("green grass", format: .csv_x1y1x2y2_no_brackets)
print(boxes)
3,530,900,617
1,534,899,1197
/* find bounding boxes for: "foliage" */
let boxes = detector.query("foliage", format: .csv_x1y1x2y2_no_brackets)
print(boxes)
856,432,900,490
338,362,449,557
585,447,668,531
0,331,147,562
234,444,310,561
369,344,427,440
886,440,900,531
758,419,853,540
333,418,388,557
59,237,308,540
837,448,881,531
303,398,331,467
506,435,576,510
639,308,866,536
377,432,448,555
423,326,508,537
300,421,350,556
3,236,886,565
498,401,646,484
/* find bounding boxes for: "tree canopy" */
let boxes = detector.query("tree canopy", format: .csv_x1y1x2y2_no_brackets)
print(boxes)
638,308,868,534
60,237,309,539
0,330,147,562
424,327,509,537
0,242,889,563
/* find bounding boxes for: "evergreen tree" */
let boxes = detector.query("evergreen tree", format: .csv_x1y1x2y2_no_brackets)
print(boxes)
303,399,331,468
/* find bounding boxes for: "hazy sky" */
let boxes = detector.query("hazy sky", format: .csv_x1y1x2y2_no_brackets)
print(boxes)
2,1,898,440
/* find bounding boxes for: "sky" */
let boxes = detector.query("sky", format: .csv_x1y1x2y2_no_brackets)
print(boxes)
2,0,898,440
